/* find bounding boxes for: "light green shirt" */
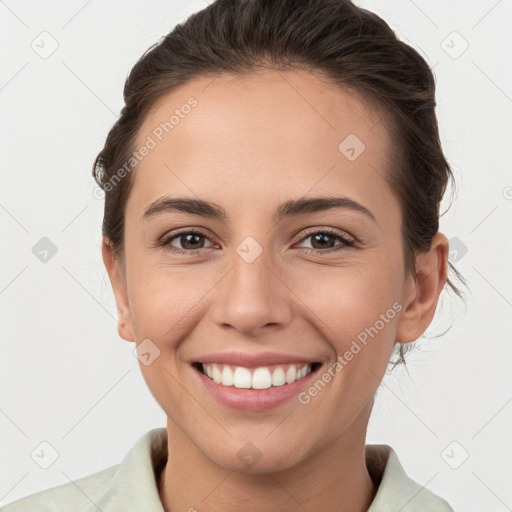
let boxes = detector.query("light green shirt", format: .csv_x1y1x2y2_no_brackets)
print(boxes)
2,428,454,511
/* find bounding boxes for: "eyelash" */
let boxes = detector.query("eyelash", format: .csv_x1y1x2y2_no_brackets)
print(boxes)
159,227,355,255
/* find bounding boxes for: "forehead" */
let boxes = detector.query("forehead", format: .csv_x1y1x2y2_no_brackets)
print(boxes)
128,69,395,220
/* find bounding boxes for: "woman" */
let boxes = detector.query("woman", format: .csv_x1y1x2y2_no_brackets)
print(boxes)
3,0,466,510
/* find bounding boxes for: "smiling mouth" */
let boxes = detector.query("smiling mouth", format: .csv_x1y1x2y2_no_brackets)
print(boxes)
192,362,322,389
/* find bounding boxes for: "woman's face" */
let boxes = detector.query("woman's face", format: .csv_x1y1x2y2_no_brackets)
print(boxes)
105,69,444,473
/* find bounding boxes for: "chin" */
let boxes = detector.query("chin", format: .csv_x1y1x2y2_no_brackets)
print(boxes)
200,437,311,475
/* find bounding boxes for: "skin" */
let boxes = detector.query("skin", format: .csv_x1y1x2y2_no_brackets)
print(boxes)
102,69,449,512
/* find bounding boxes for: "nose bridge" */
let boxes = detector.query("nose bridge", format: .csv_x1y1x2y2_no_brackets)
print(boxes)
210,234,293,333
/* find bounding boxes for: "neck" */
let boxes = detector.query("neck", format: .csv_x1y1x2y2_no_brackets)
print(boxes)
158,404,377,512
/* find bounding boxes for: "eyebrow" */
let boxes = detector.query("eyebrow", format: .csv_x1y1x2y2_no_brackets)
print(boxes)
142,195,377,224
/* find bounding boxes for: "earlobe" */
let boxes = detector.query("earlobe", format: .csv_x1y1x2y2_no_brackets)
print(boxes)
395,232,449,343
101,237,135,342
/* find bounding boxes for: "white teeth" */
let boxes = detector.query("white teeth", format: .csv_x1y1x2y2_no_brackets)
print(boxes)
251,367,272,389
221,365,234,386
212,365,222,384
271,367,286,386
285,365,296,383
200,363,313,389
233,367,252,388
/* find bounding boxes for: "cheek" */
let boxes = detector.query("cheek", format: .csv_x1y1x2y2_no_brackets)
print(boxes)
292,257,403,341
127,267,204,412
127,264,207,343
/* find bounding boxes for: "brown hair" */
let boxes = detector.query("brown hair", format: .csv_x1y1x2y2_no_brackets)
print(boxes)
92,0,468,367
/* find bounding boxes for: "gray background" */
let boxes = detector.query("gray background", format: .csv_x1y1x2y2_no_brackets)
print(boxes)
1,0,511,510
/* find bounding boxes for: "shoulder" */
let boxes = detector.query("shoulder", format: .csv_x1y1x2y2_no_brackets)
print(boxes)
366,443,455,512
2,428,168,512
1,464,119,512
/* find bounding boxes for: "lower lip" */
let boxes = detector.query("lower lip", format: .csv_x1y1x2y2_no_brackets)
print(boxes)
193,365,320,411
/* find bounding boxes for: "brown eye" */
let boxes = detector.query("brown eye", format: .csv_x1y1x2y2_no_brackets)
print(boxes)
160,229,215,254
296,228,355,254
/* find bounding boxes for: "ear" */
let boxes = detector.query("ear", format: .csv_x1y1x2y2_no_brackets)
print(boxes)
101,236,135,342
395,232,449,343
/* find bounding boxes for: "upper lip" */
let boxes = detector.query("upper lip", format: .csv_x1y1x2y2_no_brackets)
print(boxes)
194,351,320,368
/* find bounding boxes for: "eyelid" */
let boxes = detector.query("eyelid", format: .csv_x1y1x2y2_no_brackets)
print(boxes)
294,226,355,244
293,227,355,254
160,227,217,249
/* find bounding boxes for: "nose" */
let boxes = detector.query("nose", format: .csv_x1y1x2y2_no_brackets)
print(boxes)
210,244,294,336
